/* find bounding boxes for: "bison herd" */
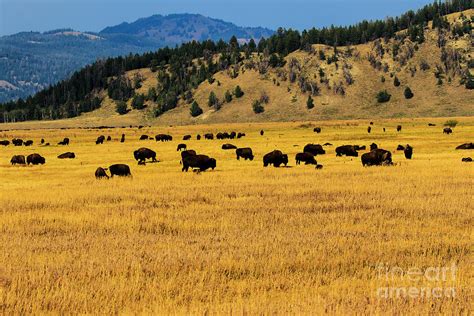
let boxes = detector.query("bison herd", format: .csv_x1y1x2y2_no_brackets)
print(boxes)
3,124,472,180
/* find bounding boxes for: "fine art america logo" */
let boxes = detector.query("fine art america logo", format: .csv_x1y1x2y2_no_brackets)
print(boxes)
376,263,457,299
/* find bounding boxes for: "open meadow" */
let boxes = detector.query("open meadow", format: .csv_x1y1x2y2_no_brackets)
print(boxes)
0,116,472,313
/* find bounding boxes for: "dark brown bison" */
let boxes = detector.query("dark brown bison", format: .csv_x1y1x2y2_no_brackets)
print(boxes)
182,155,216,172
196,134,201,140
397,125,402,132
323,143,333,146
304,144,326,156
183,135,191,140
106,136,112,141
12,139,23,146
367,126,372,134
237,133,246,138
58,152,75,159
260,130,264,136
229,132,236,139
428,123,436,126
397,145,405,151
58,137,70,145
24,140,33,146
456,143,474,150
96,135,105,144
462,157,472,162
315,164,323,169
204,133,214,140
134,148,157,164
369,122,374,125
140,135,150,140
10,155,26,165
0,140,10,146
180,150,197,164
40,138,45,144
404,145,413,159
383,128,386,132
95,167,109,179
336,145,359,157
155,134,172,142
27,153,46,165
295,152,317,165
109,164,132,177
222,144,237,150
313,127,322,133
443,127,453,135
354,145,366,150
361,149,393,166
120,134,125,143
370,143,378,151
263,150,288,167
177,143,187,151
236,148,254,161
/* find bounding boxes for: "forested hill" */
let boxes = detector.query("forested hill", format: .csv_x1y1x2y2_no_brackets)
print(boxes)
0,14,274,104
0,1,472,124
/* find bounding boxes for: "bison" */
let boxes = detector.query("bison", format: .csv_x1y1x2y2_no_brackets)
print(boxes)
196,134,201,140
180,150,197,164
120,134,125,143
222,144,237,150
237,133,246,138
106,136,112,141
397,125,402,132
12,139,23,146
182,155,216,172
314,127,322,133
295,152,317,165
236,148,254,161
10,155,26,165
370,143,378,151
263,150,288,167
367,126,372,134
260,130,264,136
462,157,472,162
96,135,105,144
58,137,70,145
456,143,474,150
428,123,436,126
40,138,45,144
204,133,214,140
183,135,191,140
397,145,405,151
177,143,187,151
140,135,150,140
95,167,109,179
443,127,453,135
24,140,33,146
109,164,132,177
0,140,10,146
304,144,325,156
354,145,366,151
58,152,75,159
404,145,413,159
27,153,46,165
361,149,393,166
155,134,172,142
134,148,157,164
336,145,358,157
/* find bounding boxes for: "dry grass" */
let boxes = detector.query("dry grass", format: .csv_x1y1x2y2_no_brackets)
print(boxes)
0,116,472,313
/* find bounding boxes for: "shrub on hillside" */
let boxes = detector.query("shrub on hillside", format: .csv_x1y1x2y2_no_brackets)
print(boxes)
115,101,128,115
404,87,414,99
131,94,146,110
224,90,233,103
393,76,400,87
376,90,391,103
190,101,203,117
234,86,244,98
307,95,314,109
252,100,265,114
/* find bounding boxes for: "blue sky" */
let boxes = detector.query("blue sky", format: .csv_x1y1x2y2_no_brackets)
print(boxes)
0,0,434,36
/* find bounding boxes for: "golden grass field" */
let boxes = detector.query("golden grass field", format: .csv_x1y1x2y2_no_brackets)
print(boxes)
0,116,473,314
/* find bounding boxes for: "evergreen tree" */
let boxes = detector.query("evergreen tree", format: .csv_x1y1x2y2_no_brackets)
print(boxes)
131,94,146,109
404,87,414,99
376,90,391,103
394,76,401,87
190,101,203,117
224,90,233,103
208,91,218,107
252,100,265,113
306,95,315,109
234,85,244,98
115,101,128,115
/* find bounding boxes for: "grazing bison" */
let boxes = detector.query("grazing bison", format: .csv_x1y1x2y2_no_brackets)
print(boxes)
58,137,70,145
370,122,374,125
182,154,216,172
183,135,191,140
229,132,236,139
456,143,474,150
24,140,33,146
263,150,288,167
428,123,436,126
10,155,26,165
361,149,393,166
0,140,10,146
314,127,322,133
383,128,386,132
222,144,237,150
336,145,358,157
462,157,472,162
354,145,366,151
237,133,246,138
27,153,46,165
397,145,405,151
443,127,453,135
106,136,112,141
40,138,45,144
12,139,23,146
404,145,413,159
260,130,264,136
181,150,197,164
155,134,172,142
367,126,372,134
109,164,132,177
120,134,125,143
295,152,317,165
397,125,402,132
304,144,326,156
95,167,109,179
370,143,378,151
323,143,333,146
315,164,323,169
204,133,214,140
96,135,105,144
140,135,149,140
236,148,254,161
134,148,157,164
196,134,201,140
177,143,187,151
58,152,75,159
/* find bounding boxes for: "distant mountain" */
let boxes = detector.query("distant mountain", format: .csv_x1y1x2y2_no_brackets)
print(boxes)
0,14,274,103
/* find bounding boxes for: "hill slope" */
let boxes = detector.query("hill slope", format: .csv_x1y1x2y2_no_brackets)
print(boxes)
0,15,274,103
